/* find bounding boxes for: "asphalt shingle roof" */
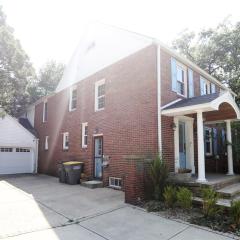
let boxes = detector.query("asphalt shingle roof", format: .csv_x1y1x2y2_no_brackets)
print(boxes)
18,118,38,137
164,93,219,110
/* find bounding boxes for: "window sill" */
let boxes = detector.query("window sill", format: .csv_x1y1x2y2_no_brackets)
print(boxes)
95,108,104,112
69,108,76,112
63,148,69,152
82,146,87,149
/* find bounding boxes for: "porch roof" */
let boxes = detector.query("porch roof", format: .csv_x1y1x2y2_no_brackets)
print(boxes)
161,92,240,120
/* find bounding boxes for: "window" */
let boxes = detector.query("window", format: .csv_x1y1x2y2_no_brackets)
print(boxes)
45,136,49,150
63,132,69,150
43,101,48,122
95,79,105,111
205,127,213,156
109,177,122,189
0,147,13,152
69,86,77,111
16,148,30,152
81,122,88,148
176,65,185,95
200,77,216,95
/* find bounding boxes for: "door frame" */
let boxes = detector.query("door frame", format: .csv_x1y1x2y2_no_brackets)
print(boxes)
93,135,103,179
174,116,195,174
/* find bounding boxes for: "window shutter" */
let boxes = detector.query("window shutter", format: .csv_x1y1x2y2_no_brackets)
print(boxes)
188,69,194,98
211,83,216,93
200,78,205,95
171,58,177,92
213,128,218,155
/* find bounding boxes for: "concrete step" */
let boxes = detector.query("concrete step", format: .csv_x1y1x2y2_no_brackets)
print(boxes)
193,196,232,208
217,183,240,199
81,180,103,189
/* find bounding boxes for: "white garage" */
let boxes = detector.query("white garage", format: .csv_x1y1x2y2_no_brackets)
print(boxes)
0,111,38,175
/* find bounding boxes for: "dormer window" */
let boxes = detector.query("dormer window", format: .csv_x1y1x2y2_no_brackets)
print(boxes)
69,86,77,111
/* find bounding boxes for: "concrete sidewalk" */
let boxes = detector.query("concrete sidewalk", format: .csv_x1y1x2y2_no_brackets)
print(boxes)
0,174,235,240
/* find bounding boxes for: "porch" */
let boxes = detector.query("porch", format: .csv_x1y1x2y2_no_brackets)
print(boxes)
162,92,240,183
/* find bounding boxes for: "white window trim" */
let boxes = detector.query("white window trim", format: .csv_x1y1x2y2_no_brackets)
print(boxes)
95,79,105,112
81,122,88,148
63,132,69,150
69,85,77,112
176,62,187,97
45,136,49,150
42,100,47,122
205,127,213,156
109,177,122,189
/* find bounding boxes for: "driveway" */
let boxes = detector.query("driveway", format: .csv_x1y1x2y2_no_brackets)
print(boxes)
0,174,234,240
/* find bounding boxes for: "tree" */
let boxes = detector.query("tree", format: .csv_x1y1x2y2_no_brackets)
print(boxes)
0,6,36,116
37,60,65,96
172,20,240,104
27,60,65,103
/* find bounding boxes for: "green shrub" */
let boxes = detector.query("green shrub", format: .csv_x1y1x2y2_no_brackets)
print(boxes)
145,200,164,212
230,200,240,227
201,187,220,218
177,187,192,210
163,185,177,208
149,155,169,200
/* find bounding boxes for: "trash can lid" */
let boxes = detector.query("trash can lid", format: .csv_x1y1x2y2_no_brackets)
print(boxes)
63,161,83,165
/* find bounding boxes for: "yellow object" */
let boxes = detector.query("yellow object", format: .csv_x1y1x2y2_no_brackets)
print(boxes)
63,161,83,165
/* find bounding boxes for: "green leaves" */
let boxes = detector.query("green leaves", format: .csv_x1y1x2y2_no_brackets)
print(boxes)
172,19,240,104
149,155,169,200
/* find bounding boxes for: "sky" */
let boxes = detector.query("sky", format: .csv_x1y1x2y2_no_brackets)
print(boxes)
1,0,240,70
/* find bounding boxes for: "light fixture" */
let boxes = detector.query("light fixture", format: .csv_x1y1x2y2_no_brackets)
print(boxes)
171,122,177,131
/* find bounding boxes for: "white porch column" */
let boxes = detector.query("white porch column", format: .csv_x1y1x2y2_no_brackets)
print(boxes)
226,120,234,175
196,111,207,182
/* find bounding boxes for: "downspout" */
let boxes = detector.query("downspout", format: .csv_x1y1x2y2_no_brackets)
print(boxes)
157,44,162,154
35,138,39,173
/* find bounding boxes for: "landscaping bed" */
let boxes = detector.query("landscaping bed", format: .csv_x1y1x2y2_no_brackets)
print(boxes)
145,155,240,238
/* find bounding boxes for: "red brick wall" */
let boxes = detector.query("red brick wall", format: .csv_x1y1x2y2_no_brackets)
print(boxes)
34,45,159,192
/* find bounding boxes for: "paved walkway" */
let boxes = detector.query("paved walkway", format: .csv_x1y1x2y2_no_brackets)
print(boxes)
0,174,236,240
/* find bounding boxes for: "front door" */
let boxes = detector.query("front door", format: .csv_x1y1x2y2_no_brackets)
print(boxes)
179,121,186,169
94,137,103,178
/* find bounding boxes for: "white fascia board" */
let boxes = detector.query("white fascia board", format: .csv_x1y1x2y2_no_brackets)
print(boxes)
161,99,182,110
161,103,214,116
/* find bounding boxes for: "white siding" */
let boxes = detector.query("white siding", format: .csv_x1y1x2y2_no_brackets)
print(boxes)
0,115,36,148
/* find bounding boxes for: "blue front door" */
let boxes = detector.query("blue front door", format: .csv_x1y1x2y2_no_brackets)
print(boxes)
94,137,103,178
179,122,186,169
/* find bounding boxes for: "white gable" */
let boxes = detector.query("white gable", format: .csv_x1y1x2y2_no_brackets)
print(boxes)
56,23,153,92
0,115,36,147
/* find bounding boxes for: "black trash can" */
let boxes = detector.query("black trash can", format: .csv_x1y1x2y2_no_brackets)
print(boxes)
63,161,83,185
58,163,66,183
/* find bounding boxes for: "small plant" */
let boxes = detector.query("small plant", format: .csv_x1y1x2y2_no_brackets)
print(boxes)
230,200,240,227
163,185,177,208
145,200,164,212
177,187,192,210
201,187,220,218
149,155,169,200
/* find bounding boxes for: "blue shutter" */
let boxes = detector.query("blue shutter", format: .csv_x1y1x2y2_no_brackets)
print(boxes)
171,58,177,92
211,83,216,93
188,69,194,98
200,78,205,95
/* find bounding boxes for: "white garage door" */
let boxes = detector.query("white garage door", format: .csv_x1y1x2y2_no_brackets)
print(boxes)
0,147,34,174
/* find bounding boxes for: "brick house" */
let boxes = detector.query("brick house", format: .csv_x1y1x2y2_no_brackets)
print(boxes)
25,24,240,203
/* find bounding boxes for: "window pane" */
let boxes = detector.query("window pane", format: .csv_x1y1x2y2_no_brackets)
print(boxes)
98,96,105,109
98,84,105,97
